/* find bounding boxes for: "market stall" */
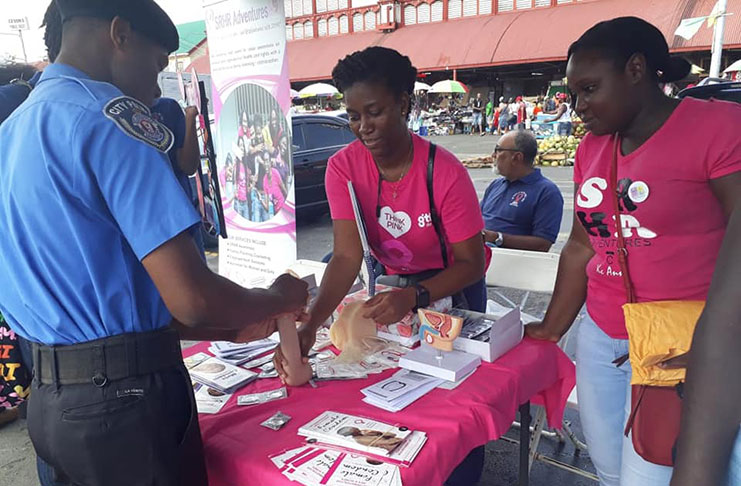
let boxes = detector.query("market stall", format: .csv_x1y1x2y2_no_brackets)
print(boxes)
184,262,576,486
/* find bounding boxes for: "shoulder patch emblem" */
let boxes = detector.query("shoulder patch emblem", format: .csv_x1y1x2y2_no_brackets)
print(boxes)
103,96,173,153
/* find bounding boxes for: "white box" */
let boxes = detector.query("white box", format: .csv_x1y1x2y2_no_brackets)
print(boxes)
452,308,523,363
399,346,481,382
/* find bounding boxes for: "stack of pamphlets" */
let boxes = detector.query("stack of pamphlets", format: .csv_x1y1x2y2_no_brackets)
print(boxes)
297,411,426,466
361,369,444,412
207,338,278,366
189,355,257,393
271,446,403,485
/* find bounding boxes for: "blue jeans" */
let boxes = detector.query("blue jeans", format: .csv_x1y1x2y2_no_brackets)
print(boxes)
577,313,741,486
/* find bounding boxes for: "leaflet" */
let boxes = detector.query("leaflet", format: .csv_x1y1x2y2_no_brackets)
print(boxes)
299,411,411,457
194,386,231,414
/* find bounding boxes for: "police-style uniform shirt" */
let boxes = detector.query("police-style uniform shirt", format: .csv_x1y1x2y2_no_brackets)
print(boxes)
480,168,563,243
0,63,199,345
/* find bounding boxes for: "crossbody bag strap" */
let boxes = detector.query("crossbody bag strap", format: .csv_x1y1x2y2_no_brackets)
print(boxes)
610,135,636,304
426,142,448,268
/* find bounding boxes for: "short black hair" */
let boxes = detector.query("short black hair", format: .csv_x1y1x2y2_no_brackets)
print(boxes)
568,17,690,83
332,47,416,113
512,129,538,165
0,63,38,85
42,1,62,63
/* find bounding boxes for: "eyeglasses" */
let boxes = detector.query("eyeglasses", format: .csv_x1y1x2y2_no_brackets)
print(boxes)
493,146,522,156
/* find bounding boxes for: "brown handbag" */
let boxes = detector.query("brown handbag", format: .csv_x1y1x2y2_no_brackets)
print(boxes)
608,136,684,467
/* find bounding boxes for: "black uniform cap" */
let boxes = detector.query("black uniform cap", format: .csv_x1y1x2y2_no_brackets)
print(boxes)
55,0,179,53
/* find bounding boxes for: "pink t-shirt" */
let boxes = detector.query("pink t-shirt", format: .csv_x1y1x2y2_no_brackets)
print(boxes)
326,133,483,275
263,168,285,211
574,97,741,339
236,161,249,201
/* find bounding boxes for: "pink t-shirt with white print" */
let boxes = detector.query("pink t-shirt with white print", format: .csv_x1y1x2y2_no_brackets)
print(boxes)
326,133,483,275
574,97,741,339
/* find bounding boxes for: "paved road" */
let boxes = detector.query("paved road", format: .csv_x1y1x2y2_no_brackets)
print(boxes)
0,133,595,486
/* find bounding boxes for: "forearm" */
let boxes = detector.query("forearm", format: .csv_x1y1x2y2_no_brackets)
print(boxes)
306,254,361,330
184,271,289,331
178,119,201,175
420,257,482,303
672,208,741,485
499,233,552,252
671,306,741,486
541,238,592,337
171,319,236,342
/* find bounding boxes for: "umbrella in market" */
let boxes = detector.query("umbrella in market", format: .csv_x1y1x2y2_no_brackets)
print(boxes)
298,82,339,98
429,80,469,94
723,59,741,74
414,81,431,92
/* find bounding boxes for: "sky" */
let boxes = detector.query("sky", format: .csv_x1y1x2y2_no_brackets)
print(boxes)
0,0,205,63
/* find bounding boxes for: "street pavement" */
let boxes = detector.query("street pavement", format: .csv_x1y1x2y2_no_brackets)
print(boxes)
0,134,595,486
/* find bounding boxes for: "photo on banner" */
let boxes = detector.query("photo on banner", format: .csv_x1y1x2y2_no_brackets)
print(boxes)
203,0,296,288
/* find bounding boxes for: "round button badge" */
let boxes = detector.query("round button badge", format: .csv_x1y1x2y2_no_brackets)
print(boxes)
628,181,650,204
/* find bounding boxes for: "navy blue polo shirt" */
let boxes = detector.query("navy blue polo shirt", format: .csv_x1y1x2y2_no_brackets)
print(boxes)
151,97,192,200
0,71,41,125
480,168,564,243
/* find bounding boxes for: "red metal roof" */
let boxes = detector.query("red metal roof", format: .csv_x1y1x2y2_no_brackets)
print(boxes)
287,0,741,81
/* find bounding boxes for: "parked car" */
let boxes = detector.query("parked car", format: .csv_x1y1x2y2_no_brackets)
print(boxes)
292,113,356,218
678,78,741,103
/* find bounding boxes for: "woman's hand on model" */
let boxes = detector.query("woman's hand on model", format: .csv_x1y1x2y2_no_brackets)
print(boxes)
362,288,416,325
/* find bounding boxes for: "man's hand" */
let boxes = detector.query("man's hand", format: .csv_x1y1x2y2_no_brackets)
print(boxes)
658,352,690,370
482,229,499,244
524,321,561,343
362,288,416,325
269,273,309,314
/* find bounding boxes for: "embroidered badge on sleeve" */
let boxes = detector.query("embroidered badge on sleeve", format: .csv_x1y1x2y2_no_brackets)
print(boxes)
103,96,174,153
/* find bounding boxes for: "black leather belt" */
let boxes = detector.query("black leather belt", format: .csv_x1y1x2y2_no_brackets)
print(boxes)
32,327,183,386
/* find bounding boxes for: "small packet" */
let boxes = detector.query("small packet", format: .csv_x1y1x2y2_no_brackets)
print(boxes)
237,387,287,406
261,411,291,431
241,353,275,370
258,361,279,379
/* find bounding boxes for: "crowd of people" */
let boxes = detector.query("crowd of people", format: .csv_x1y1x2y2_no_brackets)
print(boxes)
0,2,739,486
223,109,292,222
469,92,573,136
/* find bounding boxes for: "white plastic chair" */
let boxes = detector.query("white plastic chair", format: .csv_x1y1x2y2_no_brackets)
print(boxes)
485,248,596,481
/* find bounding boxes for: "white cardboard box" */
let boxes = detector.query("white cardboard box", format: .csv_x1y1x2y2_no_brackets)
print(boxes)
452,308,523,363
399,346,481,382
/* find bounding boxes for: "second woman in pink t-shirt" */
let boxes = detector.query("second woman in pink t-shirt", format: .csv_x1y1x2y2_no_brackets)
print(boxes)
526,17,741,486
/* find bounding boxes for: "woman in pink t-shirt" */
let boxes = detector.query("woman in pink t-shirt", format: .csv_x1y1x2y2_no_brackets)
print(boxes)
274,47,487,485
261,153,287,213
526,17,741,486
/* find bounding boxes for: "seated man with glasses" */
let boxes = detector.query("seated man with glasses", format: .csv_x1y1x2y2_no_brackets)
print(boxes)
481,130,563,252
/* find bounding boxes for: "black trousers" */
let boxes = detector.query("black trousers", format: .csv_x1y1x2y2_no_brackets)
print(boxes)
27,364,208,486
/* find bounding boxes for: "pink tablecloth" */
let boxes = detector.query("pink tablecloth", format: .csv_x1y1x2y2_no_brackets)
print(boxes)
187,337,575,486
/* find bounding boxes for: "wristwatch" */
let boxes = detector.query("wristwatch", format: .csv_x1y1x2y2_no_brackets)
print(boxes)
413,284,431,311
494,232,504,247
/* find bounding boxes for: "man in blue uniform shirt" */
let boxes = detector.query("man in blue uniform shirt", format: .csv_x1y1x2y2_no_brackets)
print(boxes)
0,1,308,485
481,130,564,252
